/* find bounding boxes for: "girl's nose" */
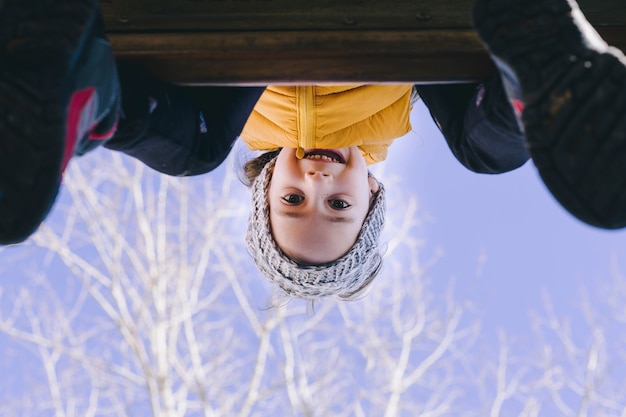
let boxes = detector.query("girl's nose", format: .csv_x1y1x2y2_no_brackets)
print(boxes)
306,170,331,179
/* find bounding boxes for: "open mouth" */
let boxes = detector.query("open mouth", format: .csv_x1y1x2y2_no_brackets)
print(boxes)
303,149,346,163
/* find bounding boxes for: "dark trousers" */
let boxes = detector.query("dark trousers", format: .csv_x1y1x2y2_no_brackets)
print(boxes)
415,75,529,174
80,65,528,176
94,63,266,176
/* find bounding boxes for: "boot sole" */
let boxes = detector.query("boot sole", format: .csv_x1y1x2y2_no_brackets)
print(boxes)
473,0,626,229
0,0,98,244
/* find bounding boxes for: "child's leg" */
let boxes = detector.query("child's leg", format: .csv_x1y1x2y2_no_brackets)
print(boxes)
415,76,530,174
474,0,626,229
103,63,265,176
0,0,120,244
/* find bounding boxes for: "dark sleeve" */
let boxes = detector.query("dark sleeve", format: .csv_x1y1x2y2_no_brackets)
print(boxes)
104,63,265,176
415,75,529,174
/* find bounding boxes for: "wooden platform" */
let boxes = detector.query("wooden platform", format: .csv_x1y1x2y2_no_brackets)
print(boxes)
102,0,626,85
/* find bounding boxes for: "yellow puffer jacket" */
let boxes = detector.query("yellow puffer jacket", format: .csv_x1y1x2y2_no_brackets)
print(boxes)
240,85,413,165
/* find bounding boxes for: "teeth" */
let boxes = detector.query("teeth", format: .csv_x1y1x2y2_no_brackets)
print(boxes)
304,154,339,162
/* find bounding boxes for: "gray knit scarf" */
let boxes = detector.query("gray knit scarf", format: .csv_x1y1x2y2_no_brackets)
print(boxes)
246,156,386,300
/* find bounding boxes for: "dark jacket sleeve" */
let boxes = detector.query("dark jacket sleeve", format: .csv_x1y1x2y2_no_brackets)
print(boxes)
415,76,529,174
104,64,265,176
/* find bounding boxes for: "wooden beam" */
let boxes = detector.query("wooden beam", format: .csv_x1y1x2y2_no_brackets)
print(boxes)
108,29,494,85
102,0,626,85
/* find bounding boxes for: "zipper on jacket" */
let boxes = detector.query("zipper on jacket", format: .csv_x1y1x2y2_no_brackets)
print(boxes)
296,86,315,158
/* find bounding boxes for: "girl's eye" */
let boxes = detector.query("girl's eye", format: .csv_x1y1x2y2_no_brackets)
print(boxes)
282,194,304,205
329,199,351,210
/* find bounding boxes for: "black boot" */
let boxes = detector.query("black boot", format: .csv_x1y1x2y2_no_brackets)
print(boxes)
0,0,120,244
473,0,626,229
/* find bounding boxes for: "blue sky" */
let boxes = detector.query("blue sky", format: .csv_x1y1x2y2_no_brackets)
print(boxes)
387,100,626,336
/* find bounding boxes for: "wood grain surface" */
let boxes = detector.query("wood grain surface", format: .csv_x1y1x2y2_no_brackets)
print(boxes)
101,0,626,84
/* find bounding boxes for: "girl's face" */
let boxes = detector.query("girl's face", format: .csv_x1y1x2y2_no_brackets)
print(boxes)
268,146,379,264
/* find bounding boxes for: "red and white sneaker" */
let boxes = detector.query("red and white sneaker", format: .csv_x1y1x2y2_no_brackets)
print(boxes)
0,0,120,244
474,0,626,229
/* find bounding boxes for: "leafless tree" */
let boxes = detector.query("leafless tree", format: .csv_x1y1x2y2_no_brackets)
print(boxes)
474,259,626,417
0,149,477,417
